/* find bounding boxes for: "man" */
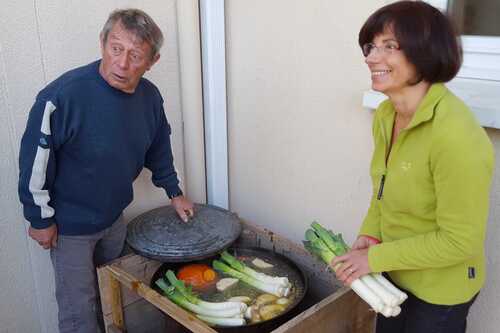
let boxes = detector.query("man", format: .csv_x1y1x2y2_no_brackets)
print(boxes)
18,9,193,333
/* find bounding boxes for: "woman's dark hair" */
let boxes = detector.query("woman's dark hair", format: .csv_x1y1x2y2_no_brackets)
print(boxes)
359,1,462,83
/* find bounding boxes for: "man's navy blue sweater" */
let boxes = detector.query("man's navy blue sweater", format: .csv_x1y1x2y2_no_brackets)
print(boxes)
18,60,182,235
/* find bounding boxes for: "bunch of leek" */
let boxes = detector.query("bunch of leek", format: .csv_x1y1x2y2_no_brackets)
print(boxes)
212,251,291,297
155,270,247,327
303,222,407,317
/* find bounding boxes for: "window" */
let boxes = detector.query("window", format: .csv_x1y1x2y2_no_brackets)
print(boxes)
448,0,500,37
363,0,500,128
428,0,500,127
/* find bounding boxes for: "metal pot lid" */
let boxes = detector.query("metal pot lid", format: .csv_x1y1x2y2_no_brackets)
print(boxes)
126,203,242,262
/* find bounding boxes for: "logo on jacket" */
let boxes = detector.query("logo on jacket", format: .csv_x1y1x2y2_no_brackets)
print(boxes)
39,137,49,148
401,161,412,171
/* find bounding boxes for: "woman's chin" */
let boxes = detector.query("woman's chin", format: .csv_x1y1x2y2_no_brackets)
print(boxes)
371,84,387,94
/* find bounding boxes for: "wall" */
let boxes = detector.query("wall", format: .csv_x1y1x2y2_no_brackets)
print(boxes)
225,0,385,258
225,1,500,332
0,1,191,332
470,129,500,332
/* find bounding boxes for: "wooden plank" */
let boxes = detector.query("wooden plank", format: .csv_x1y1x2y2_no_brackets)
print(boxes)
105,265,217,333
237,220,374,332
272,288,375,333
97,220,375,332
97,254,162,316
109,273,125,330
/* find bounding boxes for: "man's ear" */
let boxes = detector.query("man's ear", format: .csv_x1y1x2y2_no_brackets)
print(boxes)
147,53,161,71
99,33,105,54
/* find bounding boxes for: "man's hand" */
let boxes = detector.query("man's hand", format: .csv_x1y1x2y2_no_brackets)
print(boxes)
28,224,58,249
171,195,194,223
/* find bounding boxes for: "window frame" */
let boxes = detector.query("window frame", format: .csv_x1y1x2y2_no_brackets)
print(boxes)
363,0,500,129
425,0,500,82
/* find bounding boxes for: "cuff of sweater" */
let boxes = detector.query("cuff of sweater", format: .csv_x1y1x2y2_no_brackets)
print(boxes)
30,218,55,230
368,242,399,273
359,234,381,244
165,184,183,199
359,222,381,241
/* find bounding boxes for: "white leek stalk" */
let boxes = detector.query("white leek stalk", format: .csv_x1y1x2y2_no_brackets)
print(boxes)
350,279,385,313
372,273,408,304
213,260,289,297
196,315,246,327
360,275,399,307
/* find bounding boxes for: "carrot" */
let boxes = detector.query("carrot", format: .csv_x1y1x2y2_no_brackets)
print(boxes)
203,268,216,281
177,264,218,288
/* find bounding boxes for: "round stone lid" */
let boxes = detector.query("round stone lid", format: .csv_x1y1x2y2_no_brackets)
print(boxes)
126,203,242,262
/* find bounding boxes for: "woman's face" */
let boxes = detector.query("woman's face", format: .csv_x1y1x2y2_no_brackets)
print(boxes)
364,29,418,96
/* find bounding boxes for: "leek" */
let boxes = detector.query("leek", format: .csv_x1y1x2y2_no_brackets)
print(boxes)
164,270,247,312
196,314,246,327
303,222,407,317
212,260,289,297
372,273,408,304
220,251,290,287
155,278,245,318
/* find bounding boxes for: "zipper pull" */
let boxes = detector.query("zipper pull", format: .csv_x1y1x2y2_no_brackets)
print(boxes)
377,174,386,200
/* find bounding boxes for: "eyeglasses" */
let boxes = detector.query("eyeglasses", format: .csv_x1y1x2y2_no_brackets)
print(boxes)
362,42,401,57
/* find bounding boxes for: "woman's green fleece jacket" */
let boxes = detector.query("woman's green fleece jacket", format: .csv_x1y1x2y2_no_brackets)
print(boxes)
360,83,494,305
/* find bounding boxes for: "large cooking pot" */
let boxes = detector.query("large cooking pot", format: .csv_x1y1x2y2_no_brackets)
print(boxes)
126,204,242,262
127,204,308,332
150,246,308,333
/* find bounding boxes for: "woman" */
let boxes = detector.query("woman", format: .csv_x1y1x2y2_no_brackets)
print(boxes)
331,2,494,332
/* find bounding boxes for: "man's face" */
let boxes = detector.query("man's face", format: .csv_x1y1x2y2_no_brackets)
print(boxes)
99,21,159,93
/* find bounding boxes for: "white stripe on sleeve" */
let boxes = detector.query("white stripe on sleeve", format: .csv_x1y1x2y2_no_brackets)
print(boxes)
41,101,56,135
28,100,56,219
29,147,55,219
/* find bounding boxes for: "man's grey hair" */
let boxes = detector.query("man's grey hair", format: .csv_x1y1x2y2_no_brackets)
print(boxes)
101,8,164,59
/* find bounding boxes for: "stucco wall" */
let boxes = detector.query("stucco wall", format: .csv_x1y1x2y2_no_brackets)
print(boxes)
470,128,500,333
225,1,500,332
0,1,188,332
226,0,385,258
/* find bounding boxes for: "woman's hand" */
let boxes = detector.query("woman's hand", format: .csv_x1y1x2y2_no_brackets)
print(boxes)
351,235,380,250
331,248,372,286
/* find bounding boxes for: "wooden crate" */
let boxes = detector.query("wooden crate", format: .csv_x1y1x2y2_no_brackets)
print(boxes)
97,220,375,333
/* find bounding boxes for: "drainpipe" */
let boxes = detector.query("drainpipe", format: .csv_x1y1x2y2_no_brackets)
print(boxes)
199,0,229,209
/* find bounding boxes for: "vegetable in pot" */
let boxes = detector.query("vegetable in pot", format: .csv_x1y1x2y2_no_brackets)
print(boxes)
254,293,278,307
156,278,245,318
252,258,274,269
196,314,246,327
216,278,239,292
259,304,286,321
212,260,290,297
220,251,290,288
164,270,247,312
177,263,217,289
228,296,252,304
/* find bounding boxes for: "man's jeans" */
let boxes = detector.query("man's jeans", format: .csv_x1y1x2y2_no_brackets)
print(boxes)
376,287,477,333
50,215,127,333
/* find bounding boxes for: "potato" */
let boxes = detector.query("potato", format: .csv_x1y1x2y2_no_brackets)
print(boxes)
255,293,278,307
259,304,286,321
215,278,239,291
252,258,274,269
228,296,252,304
